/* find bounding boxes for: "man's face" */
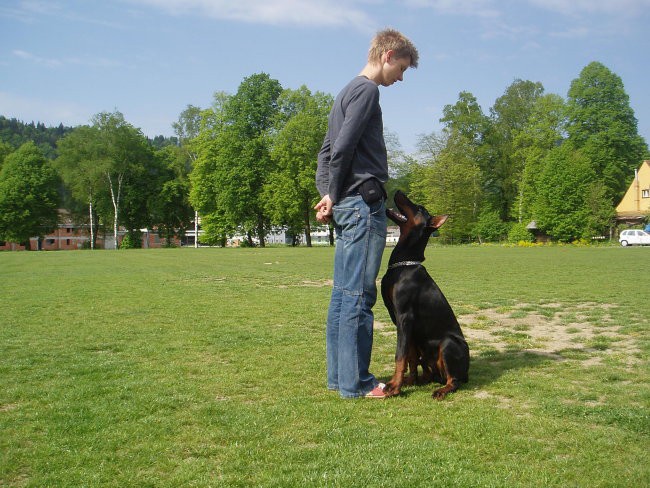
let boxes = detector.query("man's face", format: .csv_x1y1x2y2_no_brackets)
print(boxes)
381,53,411,87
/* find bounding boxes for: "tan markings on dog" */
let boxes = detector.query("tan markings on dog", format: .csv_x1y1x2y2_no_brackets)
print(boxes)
384,357,408,396
435,342,446,377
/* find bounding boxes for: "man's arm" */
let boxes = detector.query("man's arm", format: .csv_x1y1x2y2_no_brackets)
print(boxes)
315,133,331,198
327,83,379,203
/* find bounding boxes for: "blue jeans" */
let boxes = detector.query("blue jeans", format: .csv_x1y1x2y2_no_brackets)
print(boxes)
326,195,387,398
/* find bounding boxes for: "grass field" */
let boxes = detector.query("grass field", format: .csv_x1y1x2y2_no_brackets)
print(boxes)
1,245,649,487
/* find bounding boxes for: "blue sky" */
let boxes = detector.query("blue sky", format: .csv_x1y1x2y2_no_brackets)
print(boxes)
2,0,649,153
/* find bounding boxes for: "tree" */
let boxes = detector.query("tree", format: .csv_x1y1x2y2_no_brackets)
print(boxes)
384,128,418,208
565,61,648,203
0,116,73,159
512,93,567,224
411,130,482,242
151,145,195,246
55,125,105,249
193,74,283,247
190,92,232,245
0,141,12,169
56,113,160,249
263,87,331,246
440,91,489,145
437,91,491,224
533,145,596,242
92,111,157,249
173,105,203,146
173,104,203,170
472,209,509,243
485,79,545,219
583,180,616,238
0,142,59,249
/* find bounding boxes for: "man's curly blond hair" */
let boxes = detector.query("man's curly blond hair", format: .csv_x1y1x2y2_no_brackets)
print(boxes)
368,28,419,68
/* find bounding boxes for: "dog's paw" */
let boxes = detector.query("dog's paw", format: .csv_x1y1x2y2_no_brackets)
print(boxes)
383,382,402,397
432,384,456,400
431,389,448,400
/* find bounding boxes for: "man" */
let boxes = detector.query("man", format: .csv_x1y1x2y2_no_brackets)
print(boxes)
315,29,419,398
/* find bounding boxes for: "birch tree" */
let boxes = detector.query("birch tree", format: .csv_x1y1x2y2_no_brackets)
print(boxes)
92,111,154,249
55,125,105,249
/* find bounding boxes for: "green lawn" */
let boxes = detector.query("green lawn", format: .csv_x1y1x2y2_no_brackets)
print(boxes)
1,246,648,487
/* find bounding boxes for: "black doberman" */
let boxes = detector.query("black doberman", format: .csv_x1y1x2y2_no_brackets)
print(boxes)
381,191,469,399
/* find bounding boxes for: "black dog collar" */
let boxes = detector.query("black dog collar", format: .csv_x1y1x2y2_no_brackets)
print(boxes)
387,261,422,270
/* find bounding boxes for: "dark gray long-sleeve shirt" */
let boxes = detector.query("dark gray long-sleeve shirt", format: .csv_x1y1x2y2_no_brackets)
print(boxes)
316,76,388,204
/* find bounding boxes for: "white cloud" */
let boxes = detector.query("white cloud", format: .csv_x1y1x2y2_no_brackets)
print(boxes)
2,0,128,29
405,0,650,19
13,49,63,67
404,0,500,18
12,50,122,69
124,0,376,29
548,26,591,39
19,0,65,16
526,0,650,16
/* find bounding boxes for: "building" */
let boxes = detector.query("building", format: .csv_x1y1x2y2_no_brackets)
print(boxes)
0,209,180,251
0,210,89,251
616,160,650,226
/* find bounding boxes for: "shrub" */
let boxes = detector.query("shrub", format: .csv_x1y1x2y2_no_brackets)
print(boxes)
119,233,142,249
472,210,509,243
508,222,533,243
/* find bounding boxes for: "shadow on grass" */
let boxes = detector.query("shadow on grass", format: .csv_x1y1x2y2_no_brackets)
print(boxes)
378,348,565,398
468,349,563,390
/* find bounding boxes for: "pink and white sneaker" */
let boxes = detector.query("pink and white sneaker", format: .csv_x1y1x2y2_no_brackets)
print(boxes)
364,383,387,398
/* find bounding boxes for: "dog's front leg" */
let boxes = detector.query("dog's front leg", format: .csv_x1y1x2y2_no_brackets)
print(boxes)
383,317,413,397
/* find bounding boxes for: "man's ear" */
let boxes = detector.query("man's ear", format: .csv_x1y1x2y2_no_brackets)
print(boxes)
428,215,448,230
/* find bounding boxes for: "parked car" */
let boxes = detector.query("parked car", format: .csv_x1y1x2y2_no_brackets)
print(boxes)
619,229,650,246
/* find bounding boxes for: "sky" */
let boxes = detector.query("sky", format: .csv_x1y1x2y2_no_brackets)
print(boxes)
1,0,650,154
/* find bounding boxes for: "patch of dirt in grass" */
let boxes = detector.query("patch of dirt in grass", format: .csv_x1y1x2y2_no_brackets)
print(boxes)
279,279,333,288
374,320,393,333
299,279,333,287
0,403,19,412
473,390,511,408
459,303,640,365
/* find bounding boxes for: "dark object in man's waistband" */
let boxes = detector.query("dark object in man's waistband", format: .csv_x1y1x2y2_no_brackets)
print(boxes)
358,178,387,205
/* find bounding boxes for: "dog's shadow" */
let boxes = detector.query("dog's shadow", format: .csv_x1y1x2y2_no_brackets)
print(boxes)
466,349,563,390
379,349,563,398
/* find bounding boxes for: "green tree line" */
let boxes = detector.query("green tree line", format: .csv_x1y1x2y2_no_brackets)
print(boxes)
0,62,647,249
406,61,648,242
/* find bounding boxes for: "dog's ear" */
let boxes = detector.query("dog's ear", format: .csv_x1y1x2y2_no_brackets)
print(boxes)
428,215,448,230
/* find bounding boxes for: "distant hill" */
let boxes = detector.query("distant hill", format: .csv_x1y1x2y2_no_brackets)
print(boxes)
0,115,180,159
0,116,73,159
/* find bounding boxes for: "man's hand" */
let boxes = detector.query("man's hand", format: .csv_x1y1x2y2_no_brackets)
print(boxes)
314,195,333,223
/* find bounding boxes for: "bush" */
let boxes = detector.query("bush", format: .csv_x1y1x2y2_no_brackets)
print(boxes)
472,210,509,243
119,233,142,249
508,222,533,243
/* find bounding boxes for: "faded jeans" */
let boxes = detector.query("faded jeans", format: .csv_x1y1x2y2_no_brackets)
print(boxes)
326,195,387,398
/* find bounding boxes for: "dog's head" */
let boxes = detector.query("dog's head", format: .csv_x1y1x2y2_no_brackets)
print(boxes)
387,190,447,240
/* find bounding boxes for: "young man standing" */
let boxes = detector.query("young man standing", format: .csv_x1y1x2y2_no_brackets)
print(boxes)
315,29,419,398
